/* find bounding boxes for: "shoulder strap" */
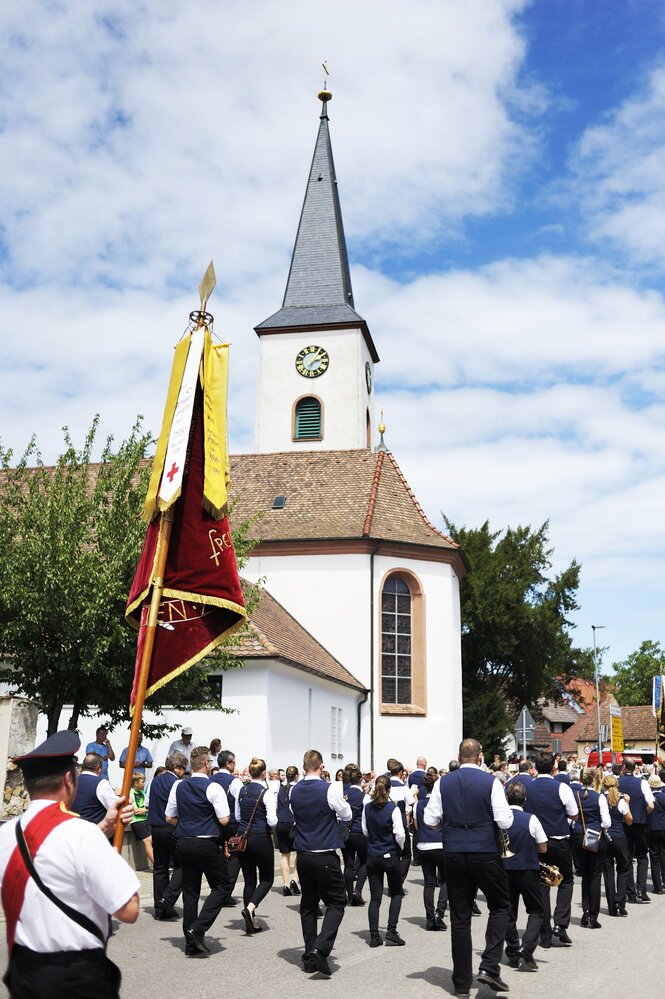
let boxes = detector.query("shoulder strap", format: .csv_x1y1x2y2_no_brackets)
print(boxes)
576,791,587,833
14,822,106,948
244,788,266,835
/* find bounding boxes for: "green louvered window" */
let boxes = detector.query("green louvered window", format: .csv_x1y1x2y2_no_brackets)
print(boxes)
294,397,322,440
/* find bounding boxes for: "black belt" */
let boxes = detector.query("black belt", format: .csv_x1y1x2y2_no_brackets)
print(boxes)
446,820,491,830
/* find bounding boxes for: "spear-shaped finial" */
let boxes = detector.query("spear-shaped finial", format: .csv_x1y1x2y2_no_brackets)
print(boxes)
199,260,216,313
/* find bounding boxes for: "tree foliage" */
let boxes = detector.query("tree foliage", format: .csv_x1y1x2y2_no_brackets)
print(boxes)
443,518,595,758
0,418,258,736
609,640,665,706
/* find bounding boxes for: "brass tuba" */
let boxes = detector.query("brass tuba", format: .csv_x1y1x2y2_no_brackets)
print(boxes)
499,828,514,859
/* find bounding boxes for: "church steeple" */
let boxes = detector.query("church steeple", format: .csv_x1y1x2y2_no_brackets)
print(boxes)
253,90,378,455
255,93,377,359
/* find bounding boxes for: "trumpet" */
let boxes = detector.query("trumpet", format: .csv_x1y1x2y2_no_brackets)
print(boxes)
539,862,563,888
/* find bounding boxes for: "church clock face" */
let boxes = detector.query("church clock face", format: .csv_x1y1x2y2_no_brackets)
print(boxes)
295,344,330,378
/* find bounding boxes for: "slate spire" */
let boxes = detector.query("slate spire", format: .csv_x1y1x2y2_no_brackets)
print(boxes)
255,92,378,360
282,91,355,311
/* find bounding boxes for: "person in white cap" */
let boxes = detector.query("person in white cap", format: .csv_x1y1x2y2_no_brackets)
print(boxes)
168,728,195,774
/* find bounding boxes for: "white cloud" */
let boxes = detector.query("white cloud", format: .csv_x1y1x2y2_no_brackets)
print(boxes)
567,63,665,270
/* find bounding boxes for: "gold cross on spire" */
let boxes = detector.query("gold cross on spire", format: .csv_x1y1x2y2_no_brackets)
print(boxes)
322,61,329,88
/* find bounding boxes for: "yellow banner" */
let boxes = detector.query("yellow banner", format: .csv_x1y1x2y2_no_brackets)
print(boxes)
202,334,230,520
143,333,192,522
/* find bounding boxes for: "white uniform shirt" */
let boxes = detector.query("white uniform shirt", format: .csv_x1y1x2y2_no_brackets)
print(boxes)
0,800,139,953
510,805,548,844
389,778,415,817
234,780,278,827
423,764,514,831
165,773,229,834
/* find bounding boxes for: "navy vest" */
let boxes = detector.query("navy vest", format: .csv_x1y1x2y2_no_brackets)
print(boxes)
147,770,177,827
290,778,343,851
506,773,533,790
575,788,603,833
440,768,497,853
211,770,239,831
175,777,220,838
523,777,570,837
346,786,365,835
364,800,399,856
503,808,539,871
619,775,647,823
555,772,571,785
72,772,107,824
277,783,296,824
605,795,627,840
416,796,443,848
408,769,426,791
647,789,665,832
238,782,268,836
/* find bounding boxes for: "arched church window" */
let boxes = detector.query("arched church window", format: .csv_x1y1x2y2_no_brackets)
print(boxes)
379,570,427,715
381,577,412,704
293,396,322,440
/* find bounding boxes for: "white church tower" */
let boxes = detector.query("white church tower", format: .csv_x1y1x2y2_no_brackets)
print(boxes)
254,89,379,453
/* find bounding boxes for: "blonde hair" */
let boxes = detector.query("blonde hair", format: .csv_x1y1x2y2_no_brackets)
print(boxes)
248,757,267,779
602,773,620,808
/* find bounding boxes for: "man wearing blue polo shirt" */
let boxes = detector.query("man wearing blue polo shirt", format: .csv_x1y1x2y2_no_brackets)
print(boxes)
86,725,115,781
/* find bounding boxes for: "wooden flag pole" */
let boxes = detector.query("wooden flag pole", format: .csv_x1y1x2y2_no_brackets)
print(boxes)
113,506,175,852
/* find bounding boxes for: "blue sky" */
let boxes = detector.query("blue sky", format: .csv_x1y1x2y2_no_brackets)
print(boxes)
0,1,664,669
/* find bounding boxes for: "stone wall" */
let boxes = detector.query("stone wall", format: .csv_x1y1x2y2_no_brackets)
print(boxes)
0,697,39,820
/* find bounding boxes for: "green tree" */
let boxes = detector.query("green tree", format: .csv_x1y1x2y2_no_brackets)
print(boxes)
610,640,665,706
0,418,258,736
443,518,595,758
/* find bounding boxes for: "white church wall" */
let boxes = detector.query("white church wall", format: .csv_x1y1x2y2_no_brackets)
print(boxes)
243,552,372,689
262,662,361,771
255,327,374,452
373,554,463,769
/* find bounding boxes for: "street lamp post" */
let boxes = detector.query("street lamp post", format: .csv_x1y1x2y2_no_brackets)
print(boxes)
592,625,606,762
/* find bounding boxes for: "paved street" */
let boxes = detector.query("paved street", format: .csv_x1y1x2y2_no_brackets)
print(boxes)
2,861,664,998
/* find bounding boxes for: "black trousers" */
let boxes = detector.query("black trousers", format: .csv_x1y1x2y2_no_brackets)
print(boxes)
239,833,275,908
152,825,182,911
176,836,230,939
505,868,543,960
220,825,242,893
540,838,574,934
343,832,368,899
418,847,448,923
647,828,665,891
444,852,511,993
5,944,120,999
366,853,403,936
603,835,630,911
625,822,648,897
296,850,347,958
400,825,412,882
580,836,606,918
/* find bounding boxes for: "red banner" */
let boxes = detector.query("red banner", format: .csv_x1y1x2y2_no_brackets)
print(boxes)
126,392,246,705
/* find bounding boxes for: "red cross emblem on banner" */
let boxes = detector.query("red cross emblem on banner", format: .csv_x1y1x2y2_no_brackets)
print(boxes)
166,462,179,483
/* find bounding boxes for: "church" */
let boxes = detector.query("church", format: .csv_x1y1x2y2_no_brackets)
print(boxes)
33,90,466,775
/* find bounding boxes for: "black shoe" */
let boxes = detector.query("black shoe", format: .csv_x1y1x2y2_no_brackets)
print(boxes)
617,905,628,916
221,896,238,907
506,954,520,969
241,908,260,934
471,901,481,916
385,929,405,946
455,991,471,998
477,970,509,992
185,930,209,954
155,903,178,921
282,885,292,897
553,924,572,945
185,947,208,958
519,951,538,972
639,893,651,903
426,921,441,931
435,910,447,930
588,917,602,928
311,948,332,975
302,953,317,973
369,935,383,948
350,891,365,906
580,912,589,927
653,888,664,895
627,894,640,904
290,879,301,896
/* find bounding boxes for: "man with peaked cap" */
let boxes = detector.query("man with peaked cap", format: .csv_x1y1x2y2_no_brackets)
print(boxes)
0,731,140,998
